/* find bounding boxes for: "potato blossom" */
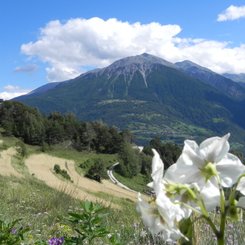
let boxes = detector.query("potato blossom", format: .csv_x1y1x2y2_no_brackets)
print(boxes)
137,134,245,245
137,149,188,241
165,134,245,209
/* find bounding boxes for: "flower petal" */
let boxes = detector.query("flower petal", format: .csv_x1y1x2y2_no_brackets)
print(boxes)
237,196,245,209
165,158,201,185
216,153,245,187
199,133,230,163
200,180,220,211
137,193,165,234
156,191,181,225
151,149,164,183
237,177,245,195
137,193,183,241
183,140,204,167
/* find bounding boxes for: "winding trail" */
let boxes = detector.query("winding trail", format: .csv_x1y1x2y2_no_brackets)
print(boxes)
107,162,137,193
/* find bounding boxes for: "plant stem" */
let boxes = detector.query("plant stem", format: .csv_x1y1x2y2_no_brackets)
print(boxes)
215,175,226,245
217,236,225,245
201,215,219,236
216,207,226,245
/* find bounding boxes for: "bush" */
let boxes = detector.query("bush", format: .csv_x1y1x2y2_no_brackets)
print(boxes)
53,164,72,182
79,159,94,169
84,159,108,183
15,141,27,158
0,218,29,244
66,201,120,244
116,142,141,178
40,142,50,152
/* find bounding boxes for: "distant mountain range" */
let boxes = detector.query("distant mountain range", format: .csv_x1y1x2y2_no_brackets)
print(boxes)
223,73,245,88
13,53,245,149
175,60,245,100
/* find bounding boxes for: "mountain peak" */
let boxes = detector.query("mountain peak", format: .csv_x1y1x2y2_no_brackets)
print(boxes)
175,60,245,100
175,60,213,73
106,53,175,70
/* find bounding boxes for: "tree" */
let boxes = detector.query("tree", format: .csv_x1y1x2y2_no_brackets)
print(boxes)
116,142,141,177
0,101,45,144
149,137,181,169
84,159,108,182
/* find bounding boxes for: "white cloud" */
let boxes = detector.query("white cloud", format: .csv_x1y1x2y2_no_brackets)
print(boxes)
4,85,20,91
0,85,30,100
21,17,245,82
14,64,38,73
0,92,28,100
217,5,245,22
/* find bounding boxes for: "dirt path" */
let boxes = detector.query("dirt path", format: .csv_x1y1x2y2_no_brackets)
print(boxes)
0,147,22,178
25,153,137,205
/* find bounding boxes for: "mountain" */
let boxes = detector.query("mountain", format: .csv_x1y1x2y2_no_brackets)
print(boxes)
27,82,61,95
13,53,245,149
223,73,245,89
175,60,245,100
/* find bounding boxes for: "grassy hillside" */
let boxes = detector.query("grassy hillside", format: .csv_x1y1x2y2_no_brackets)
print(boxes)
1,135,245,244
0,136,148,244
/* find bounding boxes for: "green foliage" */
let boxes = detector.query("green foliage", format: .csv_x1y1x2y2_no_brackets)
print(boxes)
140,153,152,178
0,101,45,145
0,101,125,154
66,201,120,244
116,142,141,177
113,172,151,193
0,176,80,242
53,164,72,182
179,217,193,245
74,122,123,153
84,158,108,182
15,141,27,158
0,218,29,244
148,137,181,169
2,166,245,244
40,142,50,152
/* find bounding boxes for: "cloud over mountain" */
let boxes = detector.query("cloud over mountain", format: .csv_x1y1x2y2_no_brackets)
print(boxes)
0,85,30,100
217,5,245,22
14,64,38,73
21,17,245,82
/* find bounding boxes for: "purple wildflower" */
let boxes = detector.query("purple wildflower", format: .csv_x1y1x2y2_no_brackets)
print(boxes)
11,228,17,234
48,237,64,245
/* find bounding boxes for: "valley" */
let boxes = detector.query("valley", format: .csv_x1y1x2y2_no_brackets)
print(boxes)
13,53,245,150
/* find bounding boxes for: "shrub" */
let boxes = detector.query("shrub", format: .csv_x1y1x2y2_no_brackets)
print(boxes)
65,201,120,244
79,159,94,169
15,141,27,158
0,218,29,244
84,159,108,183
53,164,72,182
116,142,141,177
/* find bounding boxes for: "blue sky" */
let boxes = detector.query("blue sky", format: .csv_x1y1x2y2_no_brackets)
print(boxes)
1,0,245,99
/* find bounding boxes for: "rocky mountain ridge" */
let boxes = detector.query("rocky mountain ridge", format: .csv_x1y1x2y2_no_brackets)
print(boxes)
13,53,245,149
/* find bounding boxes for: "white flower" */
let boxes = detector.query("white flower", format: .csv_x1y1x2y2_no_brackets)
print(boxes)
165,133,245,188
137,193,183,241
149,149,193,217
237,177,245,195
199,180,220,211
150,149,164,195
237,196,245,209
151,149,187,221
137,149,186,242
